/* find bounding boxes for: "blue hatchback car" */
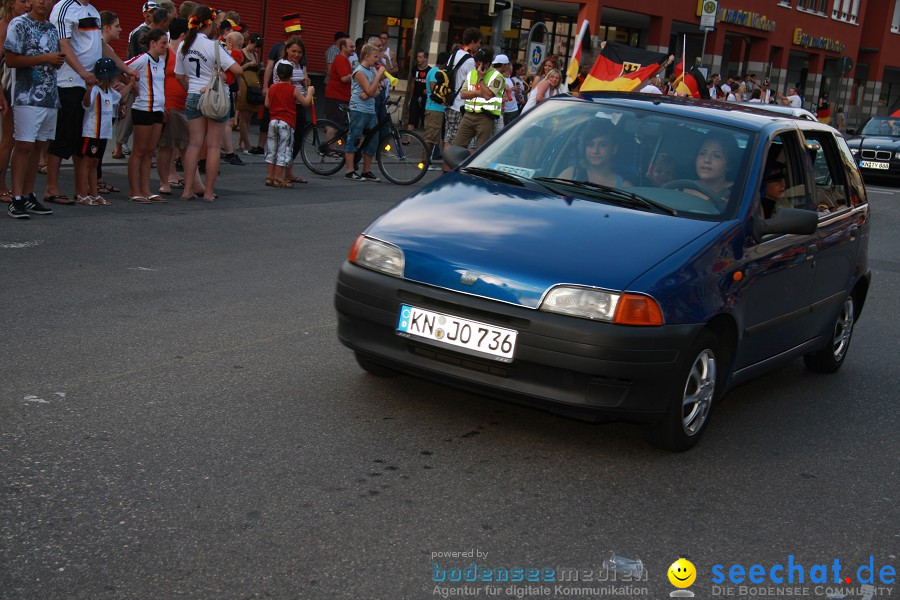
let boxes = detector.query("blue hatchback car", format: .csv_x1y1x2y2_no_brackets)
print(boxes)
335,94,872,451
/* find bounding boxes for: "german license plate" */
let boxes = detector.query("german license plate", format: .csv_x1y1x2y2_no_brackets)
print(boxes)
860,160,890,170
397,304,517,361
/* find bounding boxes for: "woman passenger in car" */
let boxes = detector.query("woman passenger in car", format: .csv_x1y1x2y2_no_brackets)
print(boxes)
558,120,632,187
691,132,739,201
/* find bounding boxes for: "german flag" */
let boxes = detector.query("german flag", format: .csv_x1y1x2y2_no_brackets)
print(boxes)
673,61,710,99
282,13,302,33
580,41,669,92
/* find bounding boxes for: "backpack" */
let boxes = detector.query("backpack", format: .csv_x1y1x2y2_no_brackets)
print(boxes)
441,51,473,108
429,67,451,106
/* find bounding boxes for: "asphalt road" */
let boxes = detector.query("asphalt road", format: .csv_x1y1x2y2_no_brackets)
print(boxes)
1,154,897,600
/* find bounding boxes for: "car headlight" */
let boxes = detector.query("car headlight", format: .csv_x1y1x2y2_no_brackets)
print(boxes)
539,286,663,325
850,148,859,155
349,235,405,278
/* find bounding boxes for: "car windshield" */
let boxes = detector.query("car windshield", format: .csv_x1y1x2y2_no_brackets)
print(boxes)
860,117,900,137
467,100,754,221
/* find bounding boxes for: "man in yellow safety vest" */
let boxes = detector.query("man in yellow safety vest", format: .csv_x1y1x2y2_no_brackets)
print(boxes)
453,47,505,151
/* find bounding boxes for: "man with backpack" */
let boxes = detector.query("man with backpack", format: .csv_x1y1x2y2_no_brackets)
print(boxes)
442,27,482,167
423,51,449,170
453,47,504,151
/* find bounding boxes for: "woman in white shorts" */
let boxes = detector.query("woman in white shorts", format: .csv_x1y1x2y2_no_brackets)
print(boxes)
174,5,241,202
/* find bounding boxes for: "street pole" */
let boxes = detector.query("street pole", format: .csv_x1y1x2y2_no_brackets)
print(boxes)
403,0,437,124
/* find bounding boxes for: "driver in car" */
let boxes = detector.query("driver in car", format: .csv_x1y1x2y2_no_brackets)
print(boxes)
557,120,632,187
688,132,739,203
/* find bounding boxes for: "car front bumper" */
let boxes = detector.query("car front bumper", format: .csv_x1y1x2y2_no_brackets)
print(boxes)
335,262,705,422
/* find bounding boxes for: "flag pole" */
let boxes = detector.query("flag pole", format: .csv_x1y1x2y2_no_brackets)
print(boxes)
567,20,589,85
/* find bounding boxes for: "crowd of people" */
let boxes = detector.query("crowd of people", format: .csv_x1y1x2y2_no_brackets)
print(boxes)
0,0,331,219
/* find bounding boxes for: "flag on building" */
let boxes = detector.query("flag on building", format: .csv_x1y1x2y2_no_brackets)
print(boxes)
580,41,670,92
672,61,711,99
566,20,589,86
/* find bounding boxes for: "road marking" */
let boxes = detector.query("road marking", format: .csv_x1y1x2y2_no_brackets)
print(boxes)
1,240,43,249
128,267,159,271
868,188,894,194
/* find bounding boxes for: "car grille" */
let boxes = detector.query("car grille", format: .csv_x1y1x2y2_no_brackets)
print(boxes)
861,149,892,161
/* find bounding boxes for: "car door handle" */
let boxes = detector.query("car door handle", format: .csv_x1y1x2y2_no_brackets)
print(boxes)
849,226,858,241
806,244,816,261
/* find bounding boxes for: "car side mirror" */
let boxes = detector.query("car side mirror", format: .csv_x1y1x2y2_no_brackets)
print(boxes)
754,207,818,243
443,145,470,170
845,128,855,135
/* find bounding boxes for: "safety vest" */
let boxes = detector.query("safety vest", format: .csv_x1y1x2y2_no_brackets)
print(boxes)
463,68,504,117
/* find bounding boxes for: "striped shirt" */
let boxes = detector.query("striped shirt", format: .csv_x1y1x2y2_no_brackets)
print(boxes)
81,85,121,139
49,0,102,89
126,52,165,112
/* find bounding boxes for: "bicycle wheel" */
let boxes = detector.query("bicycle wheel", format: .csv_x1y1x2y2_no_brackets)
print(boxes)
300,119,346,176
376,129,429,185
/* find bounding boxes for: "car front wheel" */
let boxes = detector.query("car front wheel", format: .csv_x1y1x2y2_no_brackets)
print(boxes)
645,330,720,452
803,295,854,373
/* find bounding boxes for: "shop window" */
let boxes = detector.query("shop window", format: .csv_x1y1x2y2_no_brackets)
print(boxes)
798,0,827,14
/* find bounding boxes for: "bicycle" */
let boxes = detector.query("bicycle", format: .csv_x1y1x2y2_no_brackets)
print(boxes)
300,99,429,185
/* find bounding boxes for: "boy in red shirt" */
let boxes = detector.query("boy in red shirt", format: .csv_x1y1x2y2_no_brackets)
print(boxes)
264,62,314,188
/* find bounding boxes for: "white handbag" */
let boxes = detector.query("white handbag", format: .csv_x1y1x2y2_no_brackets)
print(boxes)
198,43,230,119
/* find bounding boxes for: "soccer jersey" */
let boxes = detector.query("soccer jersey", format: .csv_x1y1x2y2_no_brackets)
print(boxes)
3,14,60,108
174,33,236,95
81,85,121,139
126,52,165,112
50,0,102,89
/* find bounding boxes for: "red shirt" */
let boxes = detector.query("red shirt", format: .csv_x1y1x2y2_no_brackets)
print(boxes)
224,49,243,85
325,53,351,102
164,48,187,110
268,82,297,126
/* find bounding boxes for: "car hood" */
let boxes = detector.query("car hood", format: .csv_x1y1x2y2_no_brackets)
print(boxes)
846,135,900,150
365,173,721,308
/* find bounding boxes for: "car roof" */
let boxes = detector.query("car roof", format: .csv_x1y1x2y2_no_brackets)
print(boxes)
561,92,824,133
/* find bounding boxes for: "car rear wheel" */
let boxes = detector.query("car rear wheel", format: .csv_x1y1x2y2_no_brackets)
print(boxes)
645,331,720,452
354,352,399,377
803,295,854,373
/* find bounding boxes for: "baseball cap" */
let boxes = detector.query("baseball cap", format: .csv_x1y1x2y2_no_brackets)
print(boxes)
142,1,159,12
493,54,510,65
93,57,122,80
721,83,732,93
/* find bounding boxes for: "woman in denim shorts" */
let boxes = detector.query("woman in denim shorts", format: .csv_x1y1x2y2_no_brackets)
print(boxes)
174,5,242,201
343,43,387,181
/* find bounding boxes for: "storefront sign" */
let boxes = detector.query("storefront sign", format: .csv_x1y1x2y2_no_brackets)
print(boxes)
719,9,776,32
528,42,545,74
793,28,845,53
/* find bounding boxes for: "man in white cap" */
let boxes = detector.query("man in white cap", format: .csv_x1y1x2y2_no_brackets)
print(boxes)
128,1,158,58
720,83,736,102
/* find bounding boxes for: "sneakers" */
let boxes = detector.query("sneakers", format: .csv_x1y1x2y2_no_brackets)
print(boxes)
222,153,245,166
345,171,364,181
359,171,381,182
7,197,29,219
24,194,52,215
248,146,265,155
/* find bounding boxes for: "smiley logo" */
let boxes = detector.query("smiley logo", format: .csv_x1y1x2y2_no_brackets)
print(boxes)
668,558,696,588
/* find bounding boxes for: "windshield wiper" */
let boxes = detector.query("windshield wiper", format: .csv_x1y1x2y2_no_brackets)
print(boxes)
459,167,526,187
533,177,678,216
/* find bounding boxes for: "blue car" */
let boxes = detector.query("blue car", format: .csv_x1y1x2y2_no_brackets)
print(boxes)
335,94,872,451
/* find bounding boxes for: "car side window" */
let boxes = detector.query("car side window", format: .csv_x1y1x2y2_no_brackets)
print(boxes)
835,137,868,208
760,132,813,219
801,130,851,215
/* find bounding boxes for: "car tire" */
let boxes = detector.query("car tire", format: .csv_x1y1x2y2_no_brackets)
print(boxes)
354,352,399,377
645,330,721,452
803,295,854,373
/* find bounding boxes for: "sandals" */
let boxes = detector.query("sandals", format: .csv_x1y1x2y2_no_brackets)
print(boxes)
76,195,102,206
147,194,166,203
288,176,307,184
38,163,47,174
129,195,152,203
0,190,12,204
168,179,184,189
93,195,110,206
97,181,120,193
265,179,274,187
273,178,293,189
43,194,75,205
